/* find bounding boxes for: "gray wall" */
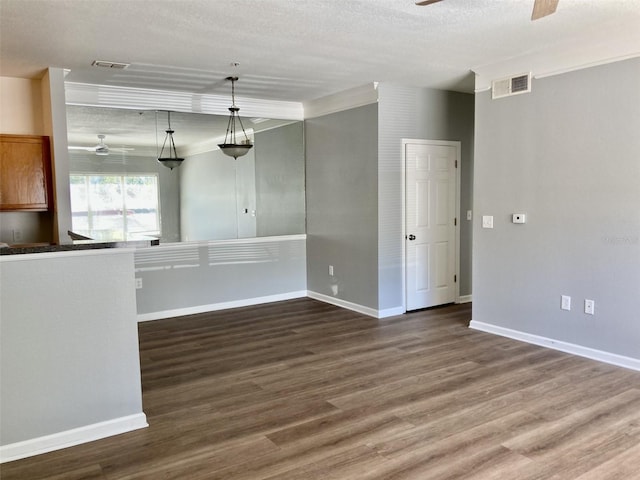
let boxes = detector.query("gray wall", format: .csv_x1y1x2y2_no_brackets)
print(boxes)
473,58,640,359
68,151,181,243
135,236,306,317
1,250,145,447
377,84,475,311
255,122,305,237
305,103,379,309
180,149,256,241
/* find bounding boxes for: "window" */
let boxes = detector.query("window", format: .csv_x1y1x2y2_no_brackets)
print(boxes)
70,174,160,241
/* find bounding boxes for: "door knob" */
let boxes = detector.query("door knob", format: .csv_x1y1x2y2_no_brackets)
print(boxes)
408,234,416,240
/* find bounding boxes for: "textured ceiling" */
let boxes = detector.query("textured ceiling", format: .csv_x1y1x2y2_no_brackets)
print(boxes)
2,0,639,102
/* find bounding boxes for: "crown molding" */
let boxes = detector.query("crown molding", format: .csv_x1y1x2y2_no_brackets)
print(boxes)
64,82,304,120
474,53,640,93
303,83,379,119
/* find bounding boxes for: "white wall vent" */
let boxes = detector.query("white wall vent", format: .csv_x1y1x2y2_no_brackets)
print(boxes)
491,73,531,99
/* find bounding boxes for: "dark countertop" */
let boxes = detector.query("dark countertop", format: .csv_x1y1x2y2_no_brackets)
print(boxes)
0,238,159,255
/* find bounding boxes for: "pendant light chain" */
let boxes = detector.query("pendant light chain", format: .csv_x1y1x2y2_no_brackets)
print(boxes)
231,77,236,108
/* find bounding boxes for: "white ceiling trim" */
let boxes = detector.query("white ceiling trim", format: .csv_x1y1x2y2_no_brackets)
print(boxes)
303,83,379,120
177,133,252,158
65,82,304,120
474,52,640,92
532,52,640,80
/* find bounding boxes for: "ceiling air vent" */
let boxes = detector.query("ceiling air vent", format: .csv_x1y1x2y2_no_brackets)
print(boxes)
91,60,130,70
492,73,531,99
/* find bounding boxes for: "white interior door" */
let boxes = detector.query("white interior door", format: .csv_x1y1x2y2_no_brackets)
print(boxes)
405,141,458,311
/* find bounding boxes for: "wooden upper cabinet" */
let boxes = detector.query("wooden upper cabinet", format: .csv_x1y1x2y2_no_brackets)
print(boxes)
0,134,52,211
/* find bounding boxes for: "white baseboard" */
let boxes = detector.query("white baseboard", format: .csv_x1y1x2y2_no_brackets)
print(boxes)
469,320,640,372
137,291,308,322
140,290,403,322
307,291,400,319
0,413,148,463
457,295,472,304
378,306,405,318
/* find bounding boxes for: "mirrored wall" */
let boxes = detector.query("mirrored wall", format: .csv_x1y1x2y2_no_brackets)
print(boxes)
66,105,305,243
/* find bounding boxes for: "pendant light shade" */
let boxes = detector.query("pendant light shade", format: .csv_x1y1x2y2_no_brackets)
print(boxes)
157,111,184,170
218,76,253,159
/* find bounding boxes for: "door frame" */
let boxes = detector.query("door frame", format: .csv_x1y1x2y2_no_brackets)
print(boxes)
401,138,462,312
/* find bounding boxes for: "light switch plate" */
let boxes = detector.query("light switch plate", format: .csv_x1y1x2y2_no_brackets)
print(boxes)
482,216,494,229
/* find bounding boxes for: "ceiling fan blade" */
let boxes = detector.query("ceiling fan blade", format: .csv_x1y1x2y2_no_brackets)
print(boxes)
110,147,135,153
68,146,97,151
415,0,444,6
531,0,559,20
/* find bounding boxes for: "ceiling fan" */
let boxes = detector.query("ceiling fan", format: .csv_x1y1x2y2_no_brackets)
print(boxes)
68,134,134,156
416,0,559,21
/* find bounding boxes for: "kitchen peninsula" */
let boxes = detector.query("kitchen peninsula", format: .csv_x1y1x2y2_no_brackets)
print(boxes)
0,246,148,462
0,236,159,255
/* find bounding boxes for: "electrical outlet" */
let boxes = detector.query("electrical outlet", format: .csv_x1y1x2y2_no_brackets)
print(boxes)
584,299,595,315
12,229,23,243
329,265,334,276
561,295,571,311
135,278,143,289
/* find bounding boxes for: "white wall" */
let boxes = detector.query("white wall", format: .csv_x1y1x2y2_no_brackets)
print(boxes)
472,58,640,366
42,68,73,244
0,76,43,134
180,148,256,241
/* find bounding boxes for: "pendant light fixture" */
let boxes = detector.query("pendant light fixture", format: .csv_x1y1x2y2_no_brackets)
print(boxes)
218,76,253,159
157,111,184,170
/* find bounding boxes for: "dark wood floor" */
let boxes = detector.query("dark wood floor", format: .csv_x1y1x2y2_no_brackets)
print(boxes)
3,298,640,479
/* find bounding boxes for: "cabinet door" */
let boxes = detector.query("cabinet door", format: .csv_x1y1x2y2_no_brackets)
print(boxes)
0,135,51,211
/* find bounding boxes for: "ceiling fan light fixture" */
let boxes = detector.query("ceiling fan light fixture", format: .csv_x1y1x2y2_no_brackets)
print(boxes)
218,76,253,159
95,134,109,156
157,111,184,170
